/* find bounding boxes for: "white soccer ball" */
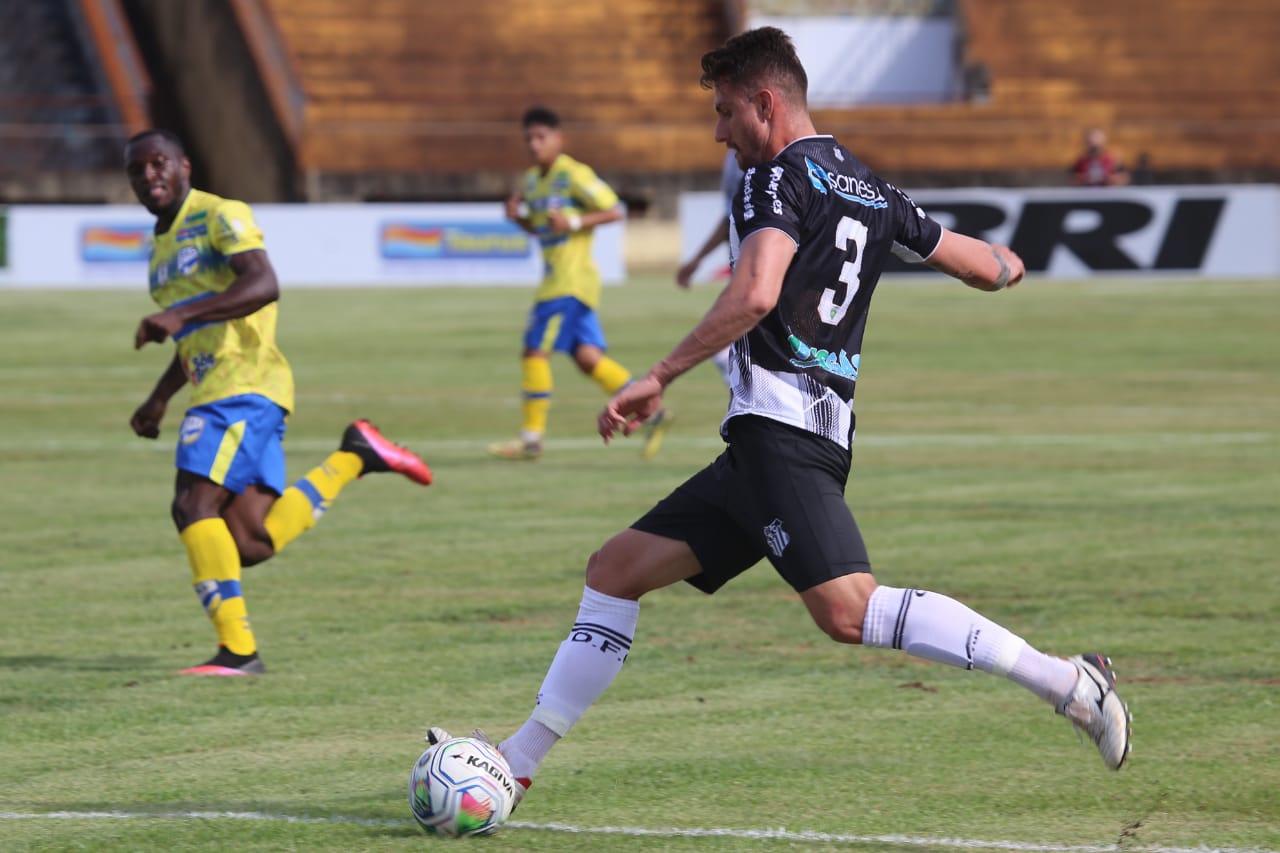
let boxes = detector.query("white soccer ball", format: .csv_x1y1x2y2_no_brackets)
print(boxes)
408,735,516,837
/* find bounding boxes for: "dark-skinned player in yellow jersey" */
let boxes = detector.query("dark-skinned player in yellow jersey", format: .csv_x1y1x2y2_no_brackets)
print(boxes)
126,128,432,675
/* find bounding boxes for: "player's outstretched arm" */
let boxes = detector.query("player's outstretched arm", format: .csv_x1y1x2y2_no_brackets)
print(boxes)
926,228,1025,292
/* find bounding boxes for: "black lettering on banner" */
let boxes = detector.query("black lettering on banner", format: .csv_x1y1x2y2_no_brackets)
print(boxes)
1154,198,1225,269
933,202,1009,240
883,203,1007,273
1011,201,1152,271
881,193,1232,276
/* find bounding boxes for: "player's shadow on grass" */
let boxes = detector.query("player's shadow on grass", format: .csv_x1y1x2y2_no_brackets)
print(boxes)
0,655,157,672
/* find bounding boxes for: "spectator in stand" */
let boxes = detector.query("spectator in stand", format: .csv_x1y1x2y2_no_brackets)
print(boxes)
1071,127,1129,186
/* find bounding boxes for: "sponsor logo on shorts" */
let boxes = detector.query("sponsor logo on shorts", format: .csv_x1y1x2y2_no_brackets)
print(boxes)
763,517,790,557
180,414,205,445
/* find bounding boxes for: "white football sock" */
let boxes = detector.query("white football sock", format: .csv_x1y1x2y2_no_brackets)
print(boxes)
500,585,639,779
862,585,1078,705
497,719,558,782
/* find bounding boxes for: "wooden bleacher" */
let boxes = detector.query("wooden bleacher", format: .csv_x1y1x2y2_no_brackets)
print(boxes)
265,0,729,181
260,0,1278,193
820,0,1280,178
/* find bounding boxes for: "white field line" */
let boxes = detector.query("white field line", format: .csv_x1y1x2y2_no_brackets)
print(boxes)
0,432,1272,455
0,810,1268,853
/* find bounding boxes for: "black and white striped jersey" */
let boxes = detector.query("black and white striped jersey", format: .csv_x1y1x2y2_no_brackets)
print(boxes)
723,135,943,449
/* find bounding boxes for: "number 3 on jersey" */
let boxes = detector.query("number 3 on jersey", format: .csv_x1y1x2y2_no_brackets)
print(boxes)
817,216,868,325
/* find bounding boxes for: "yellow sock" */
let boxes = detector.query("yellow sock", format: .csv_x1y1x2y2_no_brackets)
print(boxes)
590,355,632,395
264,450,363,552
180,517,255,656
521,356,553,437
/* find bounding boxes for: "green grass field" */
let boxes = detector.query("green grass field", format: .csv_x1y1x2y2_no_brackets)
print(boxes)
1,274,1277,852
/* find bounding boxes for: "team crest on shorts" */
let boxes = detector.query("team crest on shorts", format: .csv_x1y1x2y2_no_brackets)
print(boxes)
763,517,790,557
180,414,206,445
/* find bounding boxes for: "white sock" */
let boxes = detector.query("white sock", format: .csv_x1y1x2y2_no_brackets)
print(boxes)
862,585,1078,705
499,585,639,779
498,719,558,782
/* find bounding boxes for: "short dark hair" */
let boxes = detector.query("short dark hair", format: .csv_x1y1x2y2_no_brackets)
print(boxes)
522,106,560,129
126,128,185,155
699,26,808,105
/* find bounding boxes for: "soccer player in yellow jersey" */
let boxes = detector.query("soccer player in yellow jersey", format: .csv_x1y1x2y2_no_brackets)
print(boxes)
488,106,669,460
125,129,433,676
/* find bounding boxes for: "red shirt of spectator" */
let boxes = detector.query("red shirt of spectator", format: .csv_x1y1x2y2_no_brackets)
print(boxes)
1072,128,1129,186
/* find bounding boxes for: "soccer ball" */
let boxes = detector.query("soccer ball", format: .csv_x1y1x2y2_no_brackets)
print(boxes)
408,735,516,837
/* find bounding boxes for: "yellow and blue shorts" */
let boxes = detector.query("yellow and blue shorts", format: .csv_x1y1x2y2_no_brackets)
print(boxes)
523,296,609,354
175,393,288,495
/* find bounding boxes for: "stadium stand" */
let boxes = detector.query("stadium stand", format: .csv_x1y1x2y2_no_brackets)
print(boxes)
2,0,1276,205
120,0,300,202
0,0,147,201
823,0,1280,183
263,0,730,205
261,0,1279,201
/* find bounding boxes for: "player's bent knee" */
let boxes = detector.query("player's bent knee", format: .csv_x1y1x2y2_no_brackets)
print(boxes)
583,548,643,601
583,549,615,591
806,598,870,645
237,542,275,567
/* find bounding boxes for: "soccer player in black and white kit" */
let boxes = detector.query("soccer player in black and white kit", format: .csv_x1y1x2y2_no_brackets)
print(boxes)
431,26,1131,807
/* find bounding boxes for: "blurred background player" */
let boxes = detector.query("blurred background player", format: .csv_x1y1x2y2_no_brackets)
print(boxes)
125,129,433,676
674,148,744,386
489,106,669,461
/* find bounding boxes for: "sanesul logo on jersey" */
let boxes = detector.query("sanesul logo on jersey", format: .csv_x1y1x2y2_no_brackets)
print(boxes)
804,158,887,209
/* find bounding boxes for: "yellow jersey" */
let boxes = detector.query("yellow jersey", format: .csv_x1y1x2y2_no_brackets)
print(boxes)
147,188,294,413
520,153,619,308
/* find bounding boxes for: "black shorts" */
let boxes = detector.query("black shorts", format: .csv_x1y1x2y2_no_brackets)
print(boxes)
632,414,871,594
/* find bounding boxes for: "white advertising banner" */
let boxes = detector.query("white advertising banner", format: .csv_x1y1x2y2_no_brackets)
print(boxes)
0,203,625,289
679,185,1280,281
